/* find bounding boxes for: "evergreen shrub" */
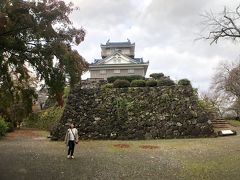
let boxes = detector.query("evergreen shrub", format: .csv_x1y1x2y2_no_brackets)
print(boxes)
113,80,130,88
0,116,8,137
146,80,157,87
131,80,146,87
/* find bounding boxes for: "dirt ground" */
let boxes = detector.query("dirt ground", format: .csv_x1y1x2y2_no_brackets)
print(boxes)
1,128,240,180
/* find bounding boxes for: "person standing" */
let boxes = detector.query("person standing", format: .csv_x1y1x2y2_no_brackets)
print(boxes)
65,123,79,159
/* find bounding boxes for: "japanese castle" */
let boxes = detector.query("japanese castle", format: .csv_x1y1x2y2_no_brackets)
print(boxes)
89,39,149,80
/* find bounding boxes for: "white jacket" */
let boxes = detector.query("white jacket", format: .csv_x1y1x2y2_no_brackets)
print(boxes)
65,128,79,145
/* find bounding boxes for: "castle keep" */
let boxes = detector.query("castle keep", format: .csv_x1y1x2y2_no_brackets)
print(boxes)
89,40,149,80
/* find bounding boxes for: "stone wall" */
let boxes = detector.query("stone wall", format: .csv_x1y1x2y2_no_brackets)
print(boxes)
52,85,214,140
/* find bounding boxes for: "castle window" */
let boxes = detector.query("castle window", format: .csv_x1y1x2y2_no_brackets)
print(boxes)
100,70,106,74
128,69,134,74
114,69,120,74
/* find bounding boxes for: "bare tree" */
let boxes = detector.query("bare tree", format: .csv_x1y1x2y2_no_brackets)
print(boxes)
201,5,240,44
201,4,240,118
227,99,240,119
200,90,227,118
225,64,240,97
211,60,240,117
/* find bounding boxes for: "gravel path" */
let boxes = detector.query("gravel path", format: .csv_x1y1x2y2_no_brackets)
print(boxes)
0,128,240,180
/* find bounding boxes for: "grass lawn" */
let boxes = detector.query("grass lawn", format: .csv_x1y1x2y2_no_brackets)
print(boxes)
227,119,240,127
0,128,240,180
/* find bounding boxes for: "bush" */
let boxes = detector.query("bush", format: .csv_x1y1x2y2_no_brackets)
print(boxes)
0,116,8,137
127,75,145,82
146,80,157,87
24,106,63,131
24,113,39,128
113,80,130,88
150,73,164,80
178,79,191,86
43,97,56,109
101,83,113,89
130,80,146,87
6,122,14,132
107,75,145,83
157,78,175,86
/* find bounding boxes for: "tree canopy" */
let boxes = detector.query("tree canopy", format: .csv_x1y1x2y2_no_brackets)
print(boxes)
0,0,89,123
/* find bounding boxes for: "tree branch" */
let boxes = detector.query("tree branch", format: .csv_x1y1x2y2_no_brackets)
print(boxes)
0,27,31,37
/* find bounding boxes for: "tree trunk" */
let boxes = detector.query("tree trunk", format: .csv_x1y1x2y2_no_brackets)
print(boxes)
56,93,64,107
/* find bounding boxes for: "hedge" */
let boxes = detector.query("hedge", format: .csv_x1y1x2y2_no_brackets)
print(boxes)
150,73,164,80
107,75,145,83
178,79,191,86
146,80,157,87
113,80,130,88
131,80,146,87
157,78,175,86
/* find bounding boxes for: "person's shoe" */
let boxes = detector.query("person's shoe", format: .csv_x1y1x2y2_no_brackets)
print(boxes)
67,155,71,159
71,156,74,159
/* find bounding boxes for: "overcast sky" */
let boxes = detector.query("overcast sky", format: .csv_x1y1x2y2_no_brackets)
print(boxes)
65,0,240,92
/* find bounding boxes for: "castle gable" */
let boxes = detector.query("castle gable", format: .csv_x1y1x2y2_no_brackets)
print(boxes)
97,52,136,65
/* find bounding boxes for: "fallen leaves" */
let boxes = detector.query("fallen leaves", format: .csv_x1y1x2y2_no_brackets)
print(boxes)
113,144,130,148
113,144,159,149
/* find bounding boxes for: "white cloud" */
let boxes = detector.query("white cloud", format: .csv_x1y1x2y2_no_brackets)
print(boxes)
66,0,240,92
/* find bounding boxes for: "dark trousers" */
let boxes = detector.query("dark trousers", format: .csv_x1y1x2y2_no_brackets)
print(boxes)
68,140,75,156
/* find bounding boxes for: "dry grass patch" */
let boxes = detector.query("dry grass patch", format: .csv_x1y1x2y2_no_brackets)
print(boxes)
139,145,159,149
